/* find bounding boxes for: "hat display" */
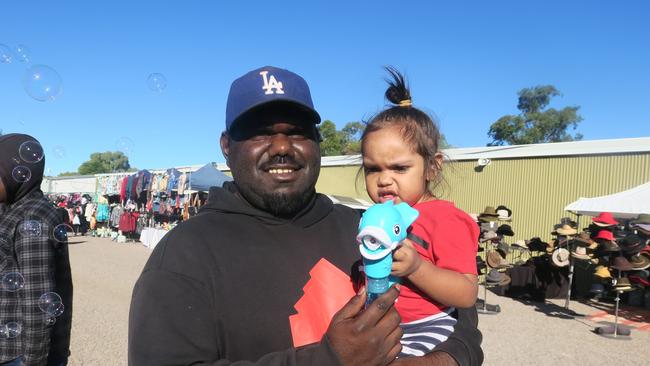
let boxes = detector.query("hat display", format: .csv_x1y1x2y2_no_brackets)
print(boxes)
512,239,527,248
527,237,548,252
571,246,591,261
497,240,510,255
594,265,612,279
554,224,577,236
481,230,498,242
486,251,510,269
478,206,499,222
599,239,621,252
592,212,618,227
485,269,511,286
613,277,632,291
628,253,650,270
630,213,650,225
558,217,578,228
593,229,615,241
480,222,498,232
496,224,514,237
618,234,643,255
610,256,633,271
551,248,570,267
571,232,593,247
495,205,512,221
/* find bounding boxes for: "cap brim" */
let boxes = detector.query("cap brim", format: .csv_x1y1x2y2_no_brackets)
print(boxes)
228,99,321,131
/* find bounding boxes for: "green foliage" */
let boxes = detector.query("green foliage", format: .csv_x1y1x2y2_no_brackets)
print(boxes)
318,120,365,156
487,85,583,146
439,134,452,149
78,151,131,175
57,171,79,177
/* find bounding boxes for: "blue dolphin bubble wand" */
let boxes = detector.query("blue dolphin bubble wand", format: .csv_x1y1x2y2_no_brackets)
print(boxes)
356,200,419,307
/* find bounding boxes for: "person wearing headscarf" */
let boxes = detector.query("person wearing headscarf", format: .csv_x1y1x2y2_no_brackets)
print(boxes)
0,134,72,366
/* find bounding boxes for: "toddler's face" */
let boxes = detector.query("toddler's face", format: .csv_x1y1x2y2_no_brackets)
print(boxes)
362,126,432,206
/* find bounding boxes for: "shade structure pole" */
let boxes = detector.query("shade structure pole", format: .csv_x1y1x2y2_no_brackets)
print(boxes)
565,237,574,309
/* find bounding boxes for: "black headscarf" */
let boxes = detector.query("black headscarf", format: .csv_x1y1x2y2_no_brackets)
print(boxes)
0,133,45,205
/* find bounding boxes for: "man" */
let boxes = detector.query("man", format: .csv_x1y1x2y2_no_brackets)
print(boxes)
0,134,73,366
129,66,482,365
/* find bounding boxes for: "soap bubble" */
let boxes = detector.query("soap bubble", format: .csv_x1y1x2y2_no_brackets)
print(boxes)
45,317,56,326
18,220,42,237
19,140,44,163
1,272,25,292
147,73,167,92
0,322,22,339
11,157,20,165
115,137,134,156
0,44,12,63
12,166,31,182
38,292,64,316
52,145,66,159
52,224,72,243
14,44,30,63
23,64,63,102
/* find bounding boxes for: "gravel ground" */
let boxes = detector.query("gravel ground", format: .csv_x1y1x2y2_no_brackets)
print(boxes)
66,236,650,366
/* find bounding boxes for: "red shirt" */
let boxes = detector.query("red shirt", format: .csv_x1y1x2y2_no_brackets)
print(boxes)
395,200,479,323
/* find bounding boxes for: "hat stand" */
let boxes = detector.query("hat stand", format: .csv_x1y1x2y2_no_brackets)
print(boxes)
477,240,501,315
595,271,632,339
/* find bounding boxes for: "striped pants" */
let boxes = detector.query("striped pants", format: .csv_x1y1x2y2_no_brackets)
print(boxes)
398,308,457,358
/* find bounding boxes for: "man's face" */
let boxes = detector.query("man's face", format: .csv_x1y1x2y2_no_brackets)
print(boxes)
221,106,321,217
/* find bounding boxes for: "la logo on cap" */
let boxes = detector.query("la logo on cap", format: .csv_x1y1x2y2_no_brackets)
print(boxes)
259,70,284,95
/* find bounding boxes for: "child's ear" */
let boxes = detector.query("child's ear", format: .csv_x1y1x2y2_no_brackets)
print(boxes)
426,153,444,181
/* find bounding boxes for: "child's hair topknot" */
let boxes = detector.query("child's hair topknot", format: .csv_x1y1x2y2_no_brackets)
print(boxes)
361,66,445,193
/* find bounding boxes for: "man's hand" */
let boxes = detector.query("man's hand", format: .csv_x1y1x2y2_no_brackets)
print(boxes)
392,240,422,278
326,286,403,366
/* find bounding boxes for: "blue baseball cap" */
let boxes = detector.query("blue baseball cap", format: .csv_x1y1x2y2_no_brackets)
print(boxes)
225,66,321,131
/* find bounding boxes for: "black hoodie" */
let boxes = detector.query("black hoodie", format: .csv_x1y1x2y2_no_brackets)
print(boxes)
128,183,483,366
129,183,360,365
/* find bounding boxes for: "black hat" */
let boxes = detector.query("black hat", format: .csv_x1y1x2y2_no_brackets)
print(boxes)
496,224,514,237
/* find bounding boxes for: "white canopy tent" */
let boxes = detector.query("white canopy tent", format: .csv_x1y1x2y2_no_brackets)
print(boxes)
564,181,650,219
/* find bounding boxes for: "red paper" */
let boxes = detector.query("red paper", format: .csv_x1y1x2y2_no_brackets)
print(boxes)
289,258,356,347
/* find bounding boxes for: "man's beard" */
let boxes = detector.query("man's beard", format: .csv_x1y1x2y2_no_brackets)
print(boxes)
260,189,315,218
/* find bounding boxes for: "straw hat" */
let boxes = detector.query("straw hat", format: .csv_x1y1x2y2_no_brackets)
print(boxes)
555,224,577,236
478,206,499,222
571,246,591,261
551,248,570,267
629,254,650,270
486,251,510,269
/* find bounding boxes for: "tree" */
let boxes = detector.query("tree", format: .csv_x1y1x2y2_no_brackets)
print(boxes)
487,85,583,146
78,151,131,175
318,120,364,156
439,134,452,150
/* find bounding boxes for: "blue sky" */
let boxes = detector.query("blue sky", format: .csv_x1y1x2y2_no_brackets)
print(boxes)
1,1,648,175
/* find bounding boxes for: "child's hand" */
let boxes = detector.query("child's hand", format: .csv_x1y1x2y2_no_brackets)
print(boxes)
391,239,422,278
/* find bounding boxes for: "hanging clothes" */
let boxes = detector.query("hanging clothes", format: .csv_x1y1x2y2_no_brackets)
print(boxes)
178,173,187,195
96,203,110,222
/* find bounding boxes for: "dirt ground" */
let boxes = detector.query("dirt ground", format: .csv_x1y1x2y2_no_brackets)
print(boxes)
66,236,650,366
